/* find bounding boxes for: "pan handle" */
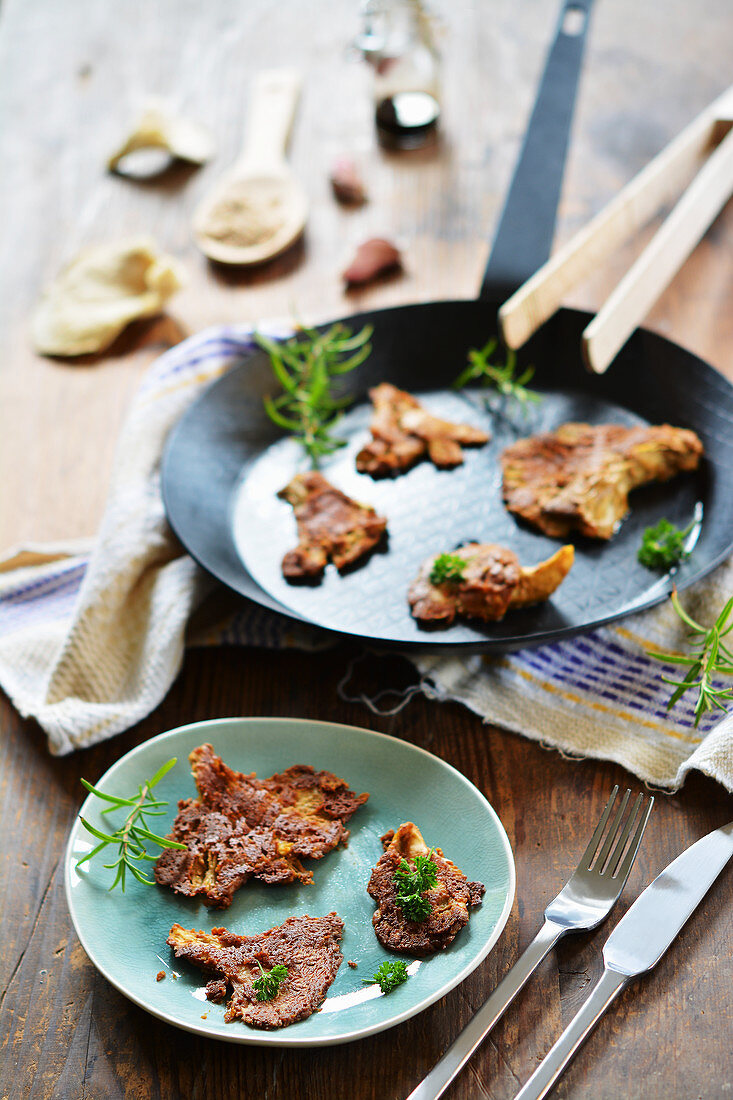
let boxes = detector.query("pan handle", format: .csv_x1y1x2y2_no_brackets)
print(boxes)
479,0,596,304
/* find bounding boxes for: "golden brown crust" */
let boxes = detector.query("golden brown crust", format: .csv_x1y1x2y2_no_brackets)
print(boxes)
278,471,387,581
367,823,484,956
154,744,368,908
501,422,703,539
508,544,575,608
356,383,489,476
167,913,344,1028
408,542,573,627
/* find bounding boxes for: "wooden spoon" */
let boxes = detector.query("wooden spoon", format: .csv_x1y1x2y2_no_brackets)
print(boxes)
193,69,306,265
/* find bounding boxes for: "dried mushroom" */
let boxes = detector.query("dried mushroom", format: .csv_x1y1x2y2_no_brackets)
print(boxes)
108,102,214,174
31,238,184,357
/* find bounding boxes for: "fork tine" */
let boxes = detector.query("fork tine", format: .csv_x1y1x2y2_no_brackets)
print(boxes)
594,788,631,871
612,795,654,884
580,785,619,869
607,792,643,877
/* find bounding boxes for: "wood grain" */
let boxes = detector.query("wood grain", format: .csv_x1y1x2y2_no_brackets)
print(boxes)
1,1,732,1099
2,649,732,1100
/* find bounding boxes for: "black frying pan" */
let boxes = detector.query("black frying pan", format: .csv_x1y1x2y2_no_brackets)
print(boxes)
162,0,733,650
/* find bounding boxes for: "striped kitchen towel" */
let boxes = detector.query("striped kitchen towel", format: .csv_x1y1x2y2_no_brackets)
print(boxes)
1,324,731,792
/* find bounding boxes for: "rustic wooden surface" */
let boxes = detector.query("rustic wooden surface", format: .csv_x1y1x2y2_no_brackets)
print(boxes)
1,1,732,1098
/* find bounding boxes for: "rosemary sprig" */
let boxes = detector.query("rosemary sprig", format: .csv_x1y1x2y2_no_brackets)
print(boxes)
453,338,541,412
647,589,733,726
429,552,467,585
256,322,373,467
638,517,695,571
393,850,438,922
77,757,186,891
252,961,289,1002
362,959,409,994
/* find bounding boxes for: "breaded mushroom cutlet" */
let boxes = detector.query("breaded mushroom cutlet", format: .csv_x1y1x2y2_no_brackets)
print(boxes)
155,744,368,908
367,823,485,956
501,422,703,540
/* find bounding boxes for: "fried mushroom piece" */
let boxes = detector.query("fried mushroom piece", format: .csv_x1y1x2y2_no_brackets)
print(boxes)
367,823,485,956
155,744,368,908
408,542,574,627
277,471,387,581
168,913,344,1028
356,383,489,476
501,422,704,540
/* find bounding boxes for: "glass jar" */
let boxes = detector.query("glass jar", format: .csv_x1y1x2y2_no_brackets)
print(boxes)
358,0,441,150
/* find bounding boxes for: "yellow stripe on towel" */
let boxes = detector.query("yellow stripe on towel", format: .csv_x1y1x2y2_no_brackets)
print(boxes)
502,659,702,746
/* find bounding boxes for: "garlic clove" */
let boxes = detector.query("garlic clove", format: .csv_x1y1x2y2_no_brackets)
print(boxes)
330,157,367,205
342,238,402,287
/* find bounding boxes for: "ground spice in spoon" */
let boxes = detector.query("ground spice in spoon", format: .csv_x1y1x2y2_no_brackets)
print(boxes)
201,177,290,248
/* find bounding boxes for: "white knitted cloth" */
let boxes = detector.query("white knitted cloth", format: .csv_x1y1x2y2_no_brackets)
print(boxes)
1,325,731,793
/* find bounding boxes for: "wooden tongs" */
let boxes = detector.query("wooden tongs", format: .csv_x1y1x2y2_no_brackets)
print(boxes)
499,85,733,373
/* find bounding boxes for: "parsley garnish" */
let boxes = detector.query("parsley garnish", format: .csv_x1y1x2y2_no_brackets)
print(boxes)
257,322,372,467
638,518,695,570
647,589,733,726
453,338,541,413
362,960,409,994
76,758,186,891
252,961,289,1002
393,850,438,922
429,552,467,585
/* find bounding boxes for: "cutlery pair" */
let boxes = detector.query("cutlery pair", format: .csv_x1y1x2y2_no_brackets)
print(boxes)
409,789,733,1100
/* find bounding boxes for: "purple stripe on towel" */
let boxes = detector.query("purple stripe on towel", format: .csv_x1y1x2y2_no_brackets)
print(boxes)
515,637,699,725
0,562,87,607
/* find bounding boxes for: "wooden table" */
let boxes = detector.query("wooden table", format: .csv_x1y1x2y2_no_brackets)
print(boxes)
1,2,732,1097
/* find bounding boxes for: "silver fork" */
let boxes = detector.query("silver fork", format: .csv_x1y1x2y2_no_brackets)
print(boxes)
407,786,654,1100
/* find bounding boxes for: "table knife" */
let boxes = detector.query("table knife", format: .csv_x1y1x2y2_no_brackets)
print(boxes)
514,820,733,1100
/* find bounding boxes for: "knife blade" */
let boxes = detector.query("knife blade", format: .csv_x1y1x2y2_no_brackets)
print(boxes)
603,818,733,976
514,821,733,1100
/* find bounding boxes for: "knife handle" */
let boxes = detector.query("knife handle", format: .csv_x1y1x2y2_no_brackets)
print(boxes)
513,967,630,1100
407,919,567,1100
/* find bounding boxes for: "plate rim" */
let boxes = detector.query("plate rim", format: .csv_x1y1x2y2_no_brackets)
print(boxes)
64,715,516,1047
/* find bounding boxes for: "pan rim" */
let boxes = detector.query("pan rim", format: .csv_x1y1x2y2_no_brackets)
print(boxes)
161,301,733,651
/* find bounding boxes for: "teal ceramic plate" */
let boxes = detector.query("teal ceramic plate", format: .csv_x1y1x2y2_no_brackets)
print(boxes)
64,717,515,1047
